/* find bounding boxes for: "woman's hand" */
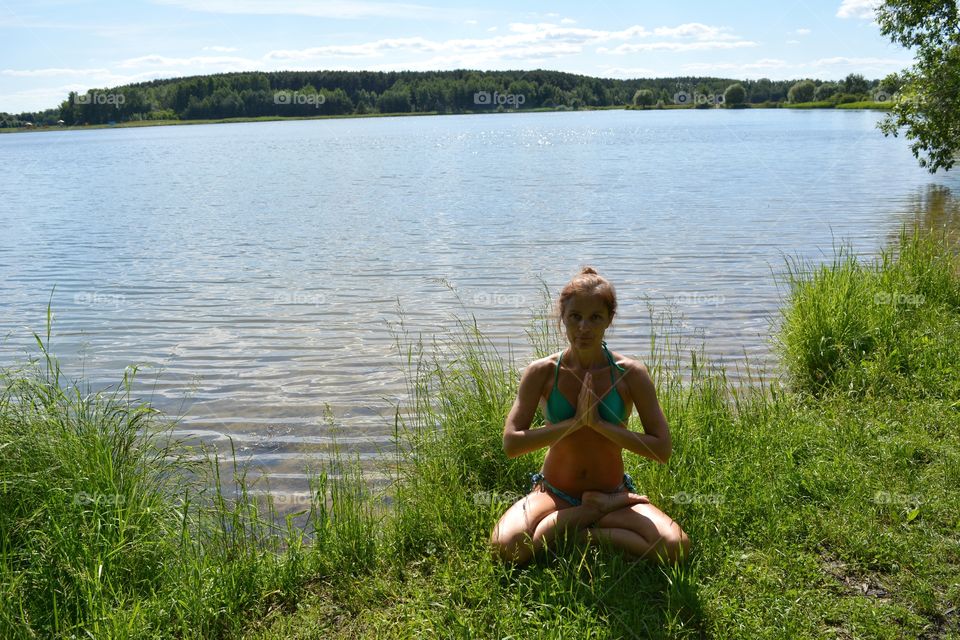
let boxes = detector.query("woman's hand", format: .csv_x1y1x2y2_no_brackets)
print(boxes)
575,372,601,430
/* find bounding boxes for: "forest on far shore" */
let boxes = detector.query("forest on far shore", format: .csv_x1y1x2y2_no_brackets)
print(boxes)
2,68,899,128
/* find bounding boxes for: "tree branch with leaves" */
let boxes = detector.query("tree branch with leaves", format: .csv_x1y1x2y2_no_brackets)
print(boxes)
877,0,960,172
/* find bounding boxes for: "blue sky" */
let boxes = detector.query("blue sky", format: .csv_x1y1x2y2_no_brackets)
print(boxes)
1,0,907,112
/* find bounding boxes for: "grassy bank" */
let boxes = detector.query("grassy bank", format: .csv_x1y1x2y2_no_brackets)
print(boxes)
0,101,891,135
1,229,958,638
0,110,448,134
0,106,618,134
784,100,892,110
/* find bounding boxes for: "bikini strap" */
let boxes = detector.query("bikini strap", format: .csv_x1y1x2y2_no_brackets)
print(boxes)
554,350,563,385
601,341,626,383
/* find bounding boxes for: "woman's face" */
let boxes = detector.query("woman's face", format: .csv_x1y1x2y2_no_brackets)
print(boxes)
561,292,612,349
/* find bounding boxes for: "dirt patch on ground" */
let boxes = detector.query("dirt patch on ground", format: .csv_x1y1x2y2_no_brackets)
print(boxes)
821,556,892,600
820,554,958,639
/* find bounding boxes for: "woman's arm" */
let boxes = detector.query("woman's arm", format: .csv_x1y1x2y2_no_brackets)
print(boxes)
587,361,672,464
502,359,583,459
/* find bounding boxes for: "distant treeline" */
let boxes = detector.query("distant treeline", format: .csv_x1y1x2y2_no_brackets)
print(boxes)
1,69,894,127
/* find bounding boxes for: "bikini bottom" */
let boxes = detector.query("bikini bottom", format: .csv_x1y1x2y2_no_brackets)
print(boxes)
529,471,637,507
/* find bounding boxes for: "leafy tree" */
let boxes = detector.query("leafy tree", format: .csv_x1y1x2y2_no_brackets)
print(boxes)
354,89,378,114
843,73,870,95
814,82,840,101
877,0,960,172
877,72,904,96
723,83,746,106
377,85,412,113
42,70,894,126
787,80,816,103
748,78,773,103
832,93,862,105
632,89,655,107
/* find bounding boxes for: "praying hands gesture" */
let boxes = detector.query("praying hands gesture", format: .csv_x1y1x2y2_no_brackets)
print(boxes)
574,371,603,430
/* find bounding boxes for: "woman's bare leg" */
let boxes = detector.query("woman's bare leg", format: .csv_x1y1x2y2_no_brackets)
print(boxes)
489,489,564,564
582,502,691,564
490,489,648,565
528,491,649,561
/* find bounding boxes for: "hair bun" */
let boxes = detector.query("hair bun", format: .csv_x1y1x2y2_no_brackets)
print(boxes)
579,266,599,275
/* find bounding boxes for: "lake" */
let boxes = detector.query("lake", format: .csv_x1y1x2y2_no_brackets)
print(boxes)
2,108,959,499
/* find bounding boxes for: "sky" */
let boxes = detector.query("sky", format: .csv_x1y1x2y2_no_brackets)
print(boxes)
0,0,910,113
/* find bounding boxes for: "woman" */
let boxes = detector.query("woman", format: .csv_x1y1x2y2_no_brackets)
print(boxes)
489,267,690,565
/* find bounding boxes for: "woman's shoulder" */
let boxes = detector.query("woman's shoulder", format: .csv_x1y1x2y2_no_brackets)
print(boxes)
605,347,649,375
527,352,561,371
519,353,567,383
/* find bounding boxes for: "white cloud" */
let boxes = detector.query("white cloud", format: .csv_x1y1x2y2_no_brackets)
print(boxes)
600,40,757,54
836,0,881,19
598,66,657,78
1,68,113,78
265,38,441,61
560,18,576,25
118,54,255,68
3,21,760,102
2,85,88,112
595,22,756,53
679,55,908,79
681,58,790,74
795,28,811,35
152,0,469,20
651,23,739,40
811,55,908,67
0,70,182,112
256,22,758,64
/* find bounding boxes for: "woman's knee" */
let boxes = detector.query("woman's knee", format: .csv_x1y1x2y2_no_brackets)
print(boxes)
489,528,534,564
660,525,691,563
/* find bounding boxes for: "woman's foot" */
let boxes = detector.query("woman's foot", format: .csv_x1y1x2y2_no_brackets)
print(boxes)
581,490,649,514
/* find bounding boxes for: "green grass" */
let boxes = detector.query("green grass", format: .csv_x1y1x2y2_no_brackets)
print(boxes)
782,101,892,110
1,100,895,135
777,227,960,399
835,101,893,110
783,101,837,109
1,227,959,638
0,105,625,135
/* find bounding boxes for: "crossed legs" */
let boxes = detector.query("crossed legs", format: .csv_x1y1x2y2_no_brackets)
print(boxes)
578,499,691,564
489,487,690,565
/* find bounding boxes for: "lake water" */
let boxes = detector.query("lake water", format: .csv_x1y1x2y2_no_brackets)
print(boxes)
2,109,959,499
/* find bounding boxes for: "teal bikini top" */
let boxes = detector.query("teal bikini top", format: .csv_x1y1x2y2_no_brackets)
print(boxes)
544,341,629,424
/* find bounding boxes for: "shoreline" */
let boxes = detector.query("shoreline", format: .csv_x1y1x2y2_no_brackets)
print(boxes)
0,101,891,135
2,227,957,637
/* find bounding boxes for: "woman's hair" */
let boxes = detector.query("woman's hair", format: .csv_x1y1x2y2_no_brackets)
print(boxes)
557,266,617,326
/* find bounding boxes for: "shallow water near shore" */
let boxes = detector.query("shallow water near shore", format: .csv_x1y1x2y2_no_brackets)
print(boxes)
2,108,959,498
